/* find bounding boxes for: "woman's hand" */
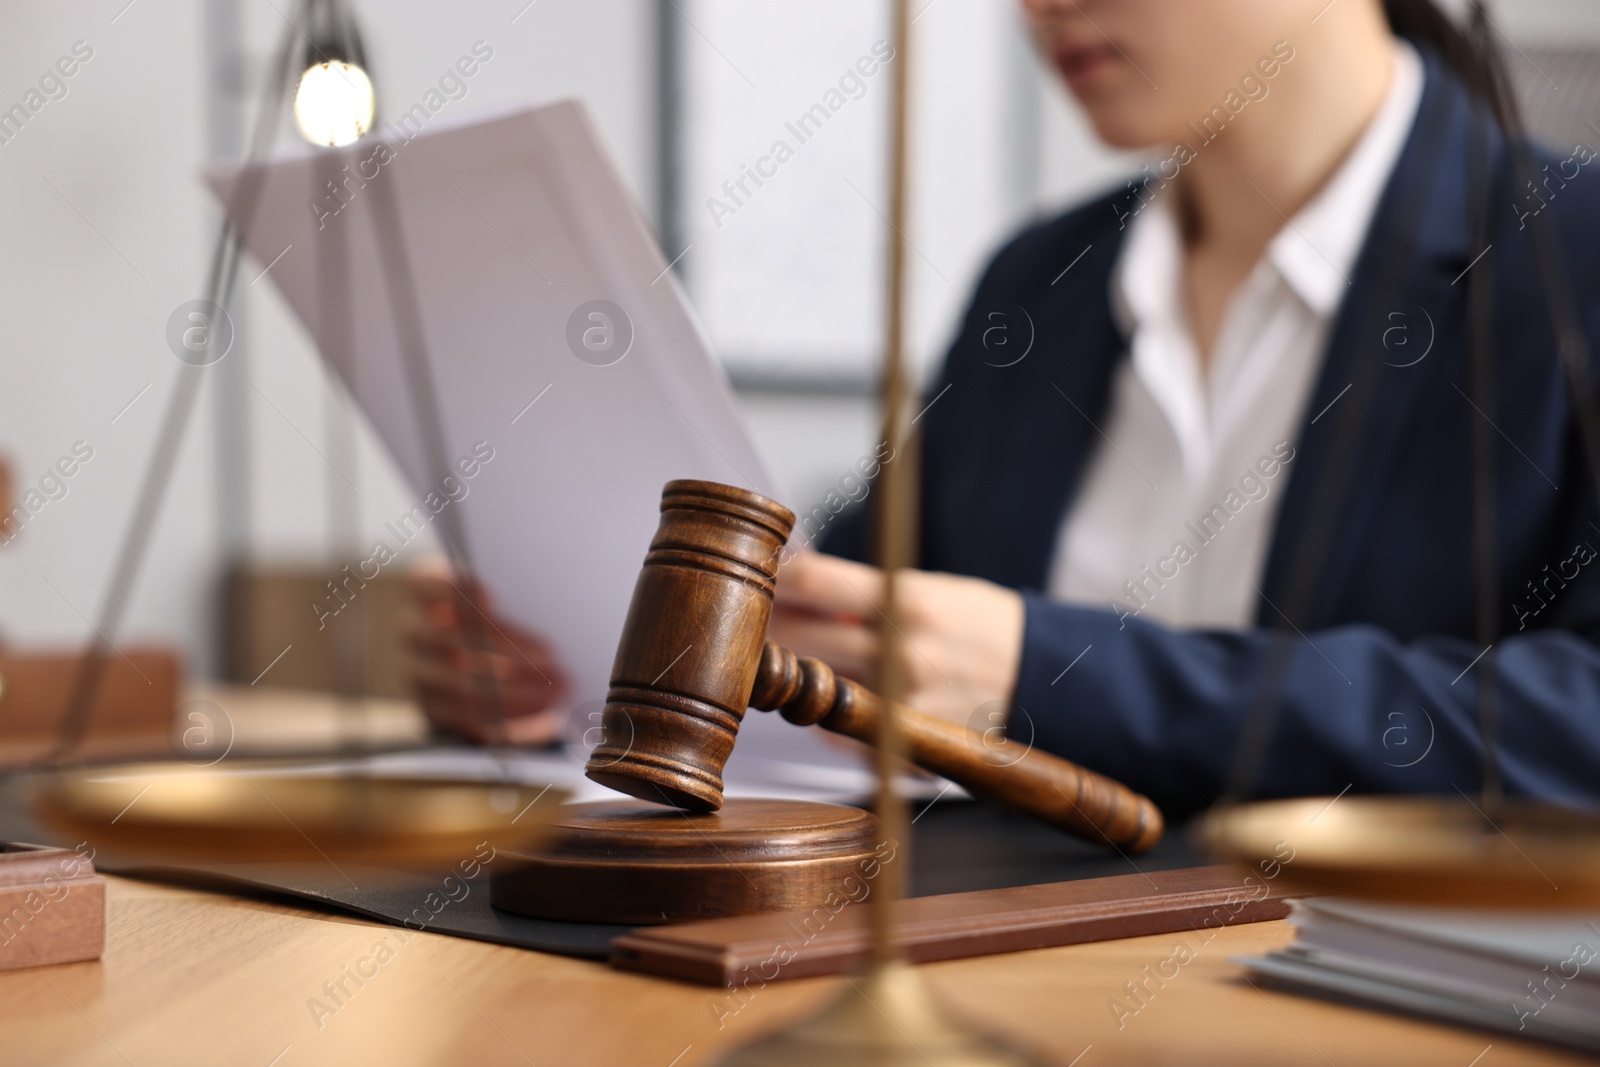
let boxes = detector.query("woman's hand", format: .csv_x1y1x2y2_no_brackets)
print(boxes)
406,561,569,745
769,552,1025,728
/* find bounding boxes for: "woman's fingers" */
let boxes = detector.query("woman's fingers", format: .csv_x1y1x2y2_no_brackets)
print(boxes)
775,551,883,620
405,615,562,685
413,659,566,740
415,690,564,745
406,560,569,745
767,605,877,684
411,660,560,711
771,563,1025,732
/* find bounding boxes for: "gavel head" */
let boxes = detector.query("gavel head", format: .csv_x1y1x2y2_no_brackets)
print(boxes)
586,480,796,810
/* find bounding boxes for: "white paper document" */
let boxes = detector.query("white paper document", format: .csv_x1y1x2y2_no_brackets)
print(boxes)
208,100,864,785
1239,897,1600,1053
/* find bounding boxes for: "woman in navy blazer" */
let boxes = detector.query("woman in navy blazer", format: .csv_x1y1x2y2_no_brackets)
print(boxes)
775,0,1600,816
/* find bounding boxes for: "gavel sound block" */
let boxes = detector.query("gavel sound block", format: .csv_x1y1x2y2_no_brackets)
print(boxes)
492,480,1162,925
488,799,886,925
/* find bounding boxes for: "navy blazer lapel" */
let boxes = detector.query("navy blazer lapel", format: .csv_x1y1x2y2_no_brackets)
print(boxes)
1016,247,1127,589
1258,48,1479,626
919,216,1130,591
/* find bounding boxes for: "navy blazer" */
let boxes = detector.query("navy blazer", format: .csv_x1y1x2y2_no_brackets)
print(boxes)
822,46,1600,816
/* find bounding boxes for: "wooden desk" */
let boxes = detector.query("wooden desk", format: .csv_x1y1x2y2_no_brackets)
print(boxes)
0,688,1586,1065
0,874,1586,1066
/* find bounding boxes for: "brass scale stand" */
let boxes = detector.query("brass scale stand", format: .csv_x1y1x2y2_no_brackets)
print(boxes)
16,1,1600,1064
25,0,569,870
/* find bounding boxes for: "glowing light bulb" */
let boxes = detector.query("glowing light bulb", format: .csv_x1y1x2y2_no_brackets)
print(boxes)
293,59,375,147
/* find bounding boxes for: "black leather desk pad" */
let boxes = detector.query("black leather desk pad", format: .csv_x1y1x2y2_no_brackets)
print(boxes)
0,783,1203,961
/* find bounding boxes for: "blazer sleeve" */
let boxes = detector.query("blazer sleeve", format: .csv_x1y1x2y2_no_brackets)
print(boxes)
814,481,871,563
1014,597,1600,818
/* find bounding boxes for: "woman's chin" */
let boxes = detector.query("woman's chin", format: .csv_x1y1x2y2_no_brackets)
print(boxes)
1080,107,1185,152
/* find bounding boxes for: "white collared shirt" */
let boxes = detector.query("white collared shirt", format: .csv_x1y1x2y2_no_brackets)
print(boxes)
1046,40,1423,629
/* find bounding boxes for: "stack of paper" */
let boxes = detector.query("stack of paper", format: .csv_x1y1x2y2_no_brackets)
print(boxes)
1240,898,1600,1052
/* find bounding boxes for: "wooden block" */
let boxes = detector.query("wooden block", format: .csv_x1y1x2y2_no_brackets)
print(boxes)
0,648,180,766
609,863,1302,986
0,843,105,971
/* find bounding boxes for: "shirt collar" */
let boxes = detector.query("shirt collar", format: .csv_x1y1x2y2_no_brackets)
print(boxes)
1112,38,1425,330
1268,39,1424,317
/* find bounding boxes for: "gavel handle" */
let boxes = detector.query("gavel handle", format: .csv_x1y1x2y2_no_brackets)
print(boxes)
749,641,1163,852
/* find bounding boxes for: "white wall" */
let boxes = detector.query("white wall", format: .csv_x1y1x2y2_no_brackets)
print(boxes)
0,0,659,673
0,1,215,664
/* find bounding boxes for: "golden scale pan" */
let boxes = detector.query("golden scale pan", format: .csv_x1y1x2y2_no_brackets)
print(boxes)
31,760,567,870
1199,795,1600,911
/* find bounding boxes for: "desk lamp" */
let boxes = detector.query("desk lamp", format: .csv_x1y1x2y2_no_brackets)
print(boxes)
291,0,375,148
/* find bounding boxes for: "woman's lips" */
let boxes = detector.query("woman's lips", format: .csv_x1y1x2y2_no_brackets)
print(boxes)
1052,41,1118,92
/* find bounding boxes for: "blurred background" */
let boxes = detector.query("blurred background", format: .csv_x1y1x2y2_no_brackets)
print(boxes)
0,0,1596,694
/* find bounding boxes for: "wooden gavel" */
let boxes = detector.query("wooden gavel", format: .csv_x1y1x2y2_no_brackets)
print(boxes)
585,479,1163,852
